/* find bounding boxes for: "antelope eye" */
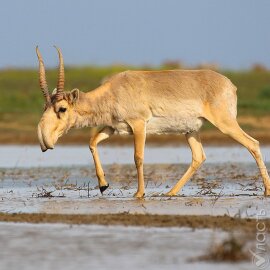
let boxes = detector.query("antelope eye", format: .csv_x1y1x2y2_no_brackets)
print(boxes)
59,107,67,113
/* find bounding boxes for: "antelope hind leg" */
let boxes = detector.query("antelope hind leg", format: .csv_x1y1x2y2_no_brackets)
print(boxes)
213,120,270,196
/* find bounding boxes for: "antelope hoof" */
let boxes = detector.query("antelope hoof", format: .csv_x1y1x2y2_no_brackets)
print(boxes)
99,184,109,195
264,187,270,197
133,191,145,198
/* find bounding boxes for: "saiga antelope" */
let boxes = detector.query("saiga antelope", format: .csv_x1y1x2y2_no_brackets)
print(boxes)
36,47,270,198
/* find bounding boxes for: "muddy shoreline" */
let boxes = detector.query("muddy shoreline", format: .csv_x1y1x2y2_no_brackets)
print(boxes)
0,213,266,232
1,130,270,145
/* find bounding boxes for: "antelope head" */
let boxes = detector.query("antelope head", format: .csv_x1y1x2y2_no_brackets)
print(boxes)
36,46,79,152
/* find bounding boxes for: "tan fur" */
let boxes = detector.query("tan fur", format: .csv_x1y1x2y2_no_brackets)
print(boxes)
37,69,270,198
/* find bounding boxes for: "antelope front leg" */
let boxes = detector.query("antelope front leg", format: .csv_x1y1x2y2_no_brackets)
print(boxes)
89,127,114,194
128,119,146,198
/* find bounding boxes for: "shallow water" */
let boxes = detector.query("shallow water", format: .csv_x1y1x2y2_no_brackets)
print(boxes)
0,223,255,270
1,145,270,168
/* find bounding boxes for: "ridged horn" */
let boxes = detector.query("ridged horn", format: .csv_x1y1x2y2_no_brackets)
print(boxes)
54,46,65,100
36,46,51,105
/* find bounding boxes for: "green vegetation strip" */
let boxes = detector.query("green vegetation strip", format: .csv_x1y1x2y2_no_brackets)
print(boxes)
0,212,268,232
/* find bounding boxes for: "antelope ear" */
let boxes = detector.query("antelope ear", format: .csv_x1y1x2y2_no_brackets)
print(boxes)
69,88,79,104
52,88,57,96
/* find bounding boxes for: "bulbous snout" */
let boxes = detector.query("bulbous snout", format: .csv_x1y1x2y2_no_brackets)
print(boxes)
37,122,55,152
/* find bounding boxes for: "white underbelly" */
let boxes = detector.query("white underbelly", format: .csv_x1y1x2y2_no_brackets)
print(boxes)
146,116,204,134
113,116,204,135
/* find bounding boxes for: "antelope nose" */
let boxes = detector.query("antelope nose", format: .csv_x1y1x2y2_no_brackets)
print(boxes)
43,140,54,150
45,144,54,150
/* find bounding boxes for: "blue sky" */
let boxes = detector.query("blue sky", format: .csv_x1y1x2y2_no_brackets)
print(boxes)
1,0,270,69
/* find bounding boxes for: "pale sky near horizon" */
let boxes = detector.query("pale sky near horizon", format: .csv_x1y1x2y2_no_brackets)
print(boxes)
1,0,270,69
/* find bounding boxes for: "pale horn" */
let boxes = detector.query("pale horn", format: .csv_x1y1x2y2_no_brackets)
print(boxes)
54,46,65,100
36,46,51,106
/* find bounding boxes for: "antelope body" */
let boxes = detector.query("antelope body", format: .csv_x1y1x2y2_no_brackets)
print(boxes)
36,47,270,198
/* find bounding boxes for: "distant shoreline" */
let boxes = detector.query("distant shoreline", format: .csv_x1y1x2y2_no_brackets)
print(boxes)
1,115,270,145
